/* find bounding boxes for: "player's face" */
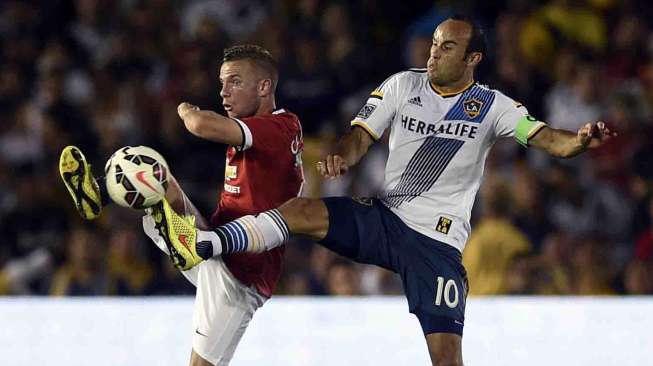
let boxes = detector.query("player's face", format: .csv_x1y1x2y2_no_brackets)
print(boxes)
427,20,473,86
219,60,262,118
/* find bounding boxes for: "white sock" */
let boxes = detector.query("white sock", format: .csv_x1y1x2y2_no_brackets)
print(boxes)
197,209,290,257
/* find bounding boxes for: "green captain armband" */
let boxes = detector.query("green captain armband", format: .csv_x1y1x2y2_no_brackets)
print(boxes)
515,115,547,147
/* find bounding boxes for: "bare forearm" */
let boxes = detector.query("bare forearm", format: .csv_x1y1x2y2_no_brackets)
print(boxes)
177,102,243,145
181,110,222,138
335,128,373,167
533,127,585,158
529,121,615,158
318,126,375,178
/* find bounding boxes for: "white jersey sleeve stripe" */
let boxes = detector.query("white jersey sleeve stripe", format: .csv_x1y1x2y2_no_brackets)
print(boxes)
351,120,381,140
231,118,253,151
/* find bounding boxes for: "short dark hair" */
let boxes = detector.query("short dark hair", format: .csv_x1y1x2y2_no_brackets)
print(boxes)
223,44,279,89
449,14,487,57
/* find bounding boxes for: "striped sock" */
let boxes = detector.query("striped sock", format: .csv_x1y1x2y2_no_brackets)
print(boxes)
196,209,290,257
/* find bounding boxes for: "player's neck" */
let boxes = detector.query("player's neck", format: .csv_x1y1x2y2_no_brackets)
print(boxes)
255,98,276,116
430,77,475,96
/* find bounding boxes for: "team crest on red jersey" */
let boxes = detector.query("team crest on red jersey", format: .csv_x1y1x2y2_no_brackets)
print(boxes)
290,133,303,167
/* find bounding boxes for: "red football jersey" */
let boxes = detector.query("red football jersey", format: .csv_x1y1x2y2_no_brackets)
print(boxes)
209,109,304,298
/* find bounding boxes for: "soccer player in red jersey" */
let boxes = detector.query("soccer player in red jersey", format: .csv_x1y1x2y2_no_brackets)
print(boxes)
60,45,303,366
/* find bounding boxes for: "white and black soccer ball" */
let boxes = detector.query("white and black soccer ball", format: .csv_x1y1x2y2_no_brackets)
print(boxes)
104,146,169,209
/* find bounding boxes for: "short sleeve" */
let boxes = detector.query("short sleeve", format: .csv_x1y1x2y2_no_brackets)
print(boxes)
494,97,547,147
350,72,403,140
237,114,292,153
231,118,253,151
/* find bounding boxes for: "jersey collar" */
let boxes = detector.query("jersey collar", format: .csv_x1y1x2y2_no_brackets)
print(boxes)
272,108,286,114
429,80,475,98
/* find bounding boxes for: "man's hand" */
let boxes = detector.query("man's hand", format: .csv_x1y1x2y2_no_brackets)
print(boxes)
317,155,349,179
177,102,200,120
577,121,617,149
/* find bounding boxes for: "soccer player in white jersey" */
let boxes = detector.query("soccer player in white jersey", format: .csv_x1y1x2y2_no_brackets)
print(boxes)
154,15,615,365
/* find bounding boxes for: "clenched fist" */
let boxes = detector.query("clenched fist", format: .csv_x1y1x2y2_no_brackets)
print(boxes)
577,121,616,149
317,155,349,179
177,102,200,119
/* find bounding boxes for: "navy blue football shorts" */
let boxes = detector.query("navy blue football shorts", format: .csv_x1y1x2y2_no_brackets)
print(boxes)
320,197,468,336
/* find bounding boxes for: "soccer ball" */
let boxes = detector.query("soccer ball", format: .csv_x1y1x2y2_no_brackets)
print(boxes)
104,146,169,209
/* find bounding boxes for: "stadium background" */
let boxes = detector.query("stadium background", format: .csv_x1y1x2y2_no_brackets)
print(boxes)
1,0,652,300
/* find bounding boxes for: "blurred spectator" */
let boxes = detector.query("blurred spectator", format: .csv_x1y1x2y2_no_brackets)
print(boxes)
0,248,52,295
182,0,268,42
545,163,631,241
605,15,648,84
589,85,650,187
570,238,616,295
279,33,336,136
359,267,403,295
623,259,653,295
532,233,573,294
146,256,196,295
282,271,311,295
463,177,532,295
520,0,607,72
50,226,109,296
106,227,154,295
307,246,336,295
545,58,603,132
1,167,68,264
504,254,538,295
326,260,361,296
511,161,551,249
634,197,653,261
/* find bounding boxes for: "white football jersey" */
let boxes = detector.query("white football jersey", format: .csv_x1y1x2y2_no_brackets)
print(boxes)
351,69,546,252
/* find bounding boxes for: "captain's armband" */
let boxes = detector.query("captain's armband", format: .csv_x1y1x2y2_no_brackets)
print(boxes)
515,115,547,147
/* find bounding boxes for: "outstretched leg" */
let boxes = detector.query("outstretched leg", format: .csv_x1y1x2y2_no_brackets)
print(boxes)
277,197,330,240
204,197,330,253
154,196,330,270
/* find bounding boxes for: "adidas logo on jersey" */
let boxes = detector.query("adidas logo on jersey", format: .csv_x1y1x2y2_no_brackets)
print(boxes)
407,96,422,106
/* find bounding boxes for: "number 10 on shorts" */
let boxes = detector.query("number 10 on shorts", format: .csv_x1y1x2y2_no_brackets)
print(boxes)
435,276,459,308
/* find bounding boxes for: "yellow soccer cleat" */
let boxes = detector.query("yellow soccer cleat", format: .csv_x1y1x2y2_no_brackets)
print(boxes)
153,199,204,270
59,146,102,220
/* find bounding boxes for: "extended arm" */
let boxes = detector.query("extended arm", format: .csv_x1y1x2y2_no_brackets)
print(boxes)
529,121,616,158
177,102,244,146
317,126,376,178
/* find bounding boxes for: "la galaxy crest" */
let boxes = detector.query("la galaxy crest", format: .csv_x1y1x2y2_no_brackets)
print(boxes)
463,98,483,119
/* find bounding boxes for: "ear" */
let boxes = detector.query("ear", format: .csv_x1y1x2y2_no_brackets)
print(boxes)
258,79,273,97
466,52,483,67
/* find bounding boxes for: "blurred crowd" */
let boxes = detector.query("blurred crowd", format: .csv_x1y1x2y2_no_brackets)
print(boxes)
1,0,652,297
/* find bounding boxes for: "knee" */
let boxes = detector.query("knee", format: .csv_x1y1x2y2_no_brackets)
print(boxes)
431,348,463,366
281,197,312,215
431,349,463,366
279,198,328,239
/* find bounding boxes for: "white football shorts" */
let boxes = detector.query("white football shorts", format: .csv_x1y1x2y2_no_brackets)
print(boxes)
143,214,267,365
